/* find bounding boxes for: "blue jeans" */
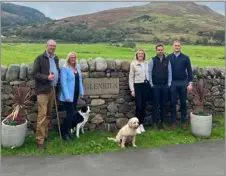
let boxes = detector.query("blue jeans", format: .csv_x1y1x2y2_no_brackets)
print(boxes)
170,84,187,124
152,84,169,124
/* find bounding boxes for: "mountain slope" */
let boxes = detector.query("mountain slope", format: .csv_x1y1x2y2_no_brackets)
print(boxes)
3,2,224,44
60,2,223,29
1,3,51,27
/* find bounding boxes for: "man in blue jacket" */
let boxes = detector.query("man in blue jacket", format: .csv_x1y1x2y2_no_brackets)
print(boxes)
167,40,193,130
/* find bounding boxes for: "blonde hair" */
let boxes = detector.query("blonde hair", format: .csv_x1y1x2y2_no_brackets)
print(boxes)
135,49,146,60
64,52,78,67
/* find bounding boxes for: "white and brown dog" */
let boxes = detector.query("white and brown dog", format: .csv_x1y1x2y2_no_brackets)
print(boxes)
70,106,91,138
107,117,139,148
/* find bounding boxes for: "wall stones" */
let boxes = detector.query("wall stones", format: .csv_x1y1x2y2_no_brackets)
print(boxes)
91,106,101,113
107,59,116,71
26,80,35,88
214,98,224,108
96,123,117,132
116,118,128,128
77,99,86,107
27,113,38,122
100,95,118,99
6,64,20,81
111,72,119,78
126,110,135,118
19,63,28,80
80,59,89,72
95,57,107,71
105,117,116,123
91,114,104,124
115,113,124,118
115,60,121,70
88,123,96,131
116,98,125,104
27,62,34,80
107,102,118,113
106,72,111,78
1,60,225,133
121,60,130,71
89,72,105,78
88,58,95,71
1,65,8,81
91,99,105,106
118,103,130,113
10,81,26,86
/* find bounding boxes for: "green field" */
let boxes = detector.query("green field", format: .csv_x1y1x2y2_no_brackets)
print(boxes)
2,43,224,66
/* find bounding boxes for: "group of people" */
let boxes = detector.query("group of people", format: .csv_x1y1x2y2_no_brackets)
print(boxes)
129,40,193,134
32,39,193,150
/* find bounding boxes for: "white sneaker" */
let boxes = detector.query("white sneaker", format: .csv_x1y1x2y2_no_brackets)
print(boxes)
140,124,145,132
136,126,142,134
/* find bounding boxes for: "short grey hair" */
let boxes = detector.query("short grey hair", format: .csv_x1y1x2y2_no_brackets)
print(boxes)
46,39,56,46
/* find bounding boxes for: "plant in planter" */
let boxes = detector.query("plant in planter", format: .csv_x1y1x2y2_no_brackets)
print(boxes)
2,86,34,148
190,79,212,138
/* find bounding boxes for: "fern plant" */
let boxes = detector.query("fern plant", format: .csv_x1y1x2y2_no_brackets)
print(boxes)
3,86,34,126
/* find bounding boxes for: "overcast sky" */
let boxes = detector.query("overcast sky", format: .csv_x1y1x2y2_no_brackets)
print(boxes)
12,2,225,20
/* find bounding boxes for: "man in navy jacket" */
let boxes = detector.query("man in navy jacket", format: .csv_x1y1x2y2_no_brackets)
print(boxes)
167,40,193,130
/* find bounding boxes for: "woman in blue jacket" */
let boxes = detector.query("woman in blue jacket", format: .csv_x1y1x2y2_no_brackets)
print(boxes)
59,52,84,141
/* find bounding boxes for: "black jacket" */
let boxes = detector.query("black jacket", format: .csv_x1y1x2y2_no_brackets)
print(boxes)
32,51,60,95
151,55,169,84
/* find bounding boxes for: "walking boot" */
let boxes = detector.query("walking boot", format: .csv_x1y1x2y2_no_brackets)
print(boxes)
171,123,177,130
181,123,187,130
62,134,71,141
161,123,169,130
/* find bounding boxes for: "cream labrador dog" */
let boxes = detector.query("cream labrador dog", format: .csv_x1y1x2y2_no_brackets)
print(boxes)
107,117,139,148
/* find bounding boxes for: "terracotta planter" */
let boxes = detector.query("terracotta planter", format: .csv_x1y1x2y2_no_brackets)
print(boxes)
190,112,212,138
1,119,28,148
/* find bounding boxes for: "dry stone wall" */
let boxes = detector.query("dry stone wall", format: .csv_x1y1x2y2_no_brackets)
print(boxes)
1,58,225,134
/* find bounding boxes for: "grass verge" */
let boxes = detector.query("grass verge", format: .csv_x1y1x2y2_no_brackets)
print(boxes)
2,116,224,156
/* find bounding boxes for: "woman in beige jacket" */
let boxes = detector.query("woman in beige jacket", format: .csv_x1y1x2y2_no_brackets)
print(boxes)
129,49,149,134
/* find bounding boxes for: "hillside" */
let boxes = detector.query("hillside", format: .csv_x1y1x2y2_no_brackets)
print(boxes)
3,2,224,44
1,3,51,27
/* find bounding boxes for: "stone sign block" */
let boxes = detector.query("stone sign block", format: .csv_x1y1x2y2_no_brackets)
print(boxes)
83,78,119,95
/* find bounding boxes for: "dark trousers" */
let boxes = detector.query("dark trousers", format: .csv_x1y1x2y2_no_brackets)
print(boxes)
170,85,187,124
61,92,79,135
134,83,148,125
152,84,169,124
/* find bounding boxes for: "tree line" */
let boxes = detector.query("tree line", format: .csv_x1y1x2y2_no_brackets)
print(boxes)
2,23,225,45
